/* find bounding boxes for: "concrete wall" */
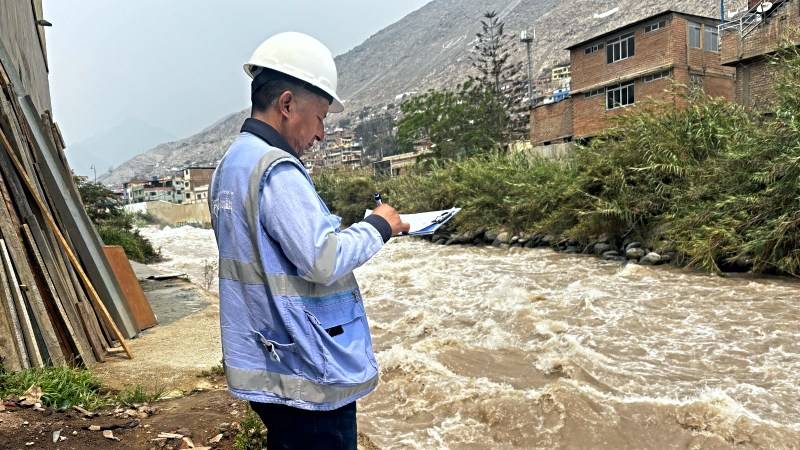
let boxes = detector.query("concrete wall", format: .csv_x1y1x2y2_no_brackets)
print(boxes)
0,0,51,113
524,142,577,161
125,201,211,227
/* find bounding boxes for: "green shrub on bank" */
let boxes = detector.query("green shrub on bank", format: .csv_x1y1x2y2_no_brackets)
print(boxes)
75,178,161,264
315,169,377,227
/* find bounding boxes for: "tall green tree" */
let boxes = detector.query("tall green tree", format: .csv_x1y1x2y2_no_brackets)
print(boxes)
396,82,507,160
469,11,528,141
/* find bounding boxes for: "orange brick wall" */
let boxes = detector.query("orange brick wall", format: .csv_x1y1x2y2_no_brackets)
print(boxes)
573,75,680,138
572,15,676,92
734,58,779,110
568,12,733,138
530,99,573,144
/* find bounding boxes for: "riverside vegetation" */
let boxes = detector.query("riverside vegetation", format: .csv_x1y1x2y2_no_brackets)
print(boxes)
76,177,161,264
317,46,800,277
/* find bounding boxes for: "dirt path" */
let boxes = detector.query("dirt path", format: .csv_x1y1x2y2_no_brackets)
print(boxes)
93,267,222,394
0,389,244,450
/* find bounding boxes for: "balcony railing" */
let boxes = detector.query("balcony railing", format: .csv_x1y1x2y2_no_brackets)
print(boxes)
719,0,790,37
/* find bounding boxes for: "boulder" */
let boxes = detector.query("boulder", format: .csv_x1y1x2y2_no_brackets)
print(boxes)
624,241,642,251
541,234,556,246
565,246,581,254
496,231,512,244
625,247,646,260
593,243,614,256
639,252,662,265
602,250,620,260
484,230,499,242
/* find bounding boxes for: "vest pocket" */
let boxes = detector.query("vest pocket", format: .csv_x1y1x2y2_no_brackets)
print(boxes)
303,293,376,383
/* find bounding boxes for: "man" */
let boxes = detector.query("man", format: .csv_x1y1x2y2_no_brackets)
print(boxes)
209,32,409,449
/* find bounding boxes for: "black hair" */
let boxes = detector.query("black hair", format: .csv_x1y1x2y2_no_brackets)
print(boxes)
251,68,333,113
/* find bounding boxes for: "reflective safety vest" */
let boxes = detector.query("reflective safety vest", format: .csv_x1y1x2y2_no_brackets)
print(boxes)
209,132,379,411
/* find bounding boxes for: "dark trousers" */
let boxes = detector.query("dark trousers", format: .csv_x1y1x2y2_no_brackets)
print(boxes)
249,401,357,450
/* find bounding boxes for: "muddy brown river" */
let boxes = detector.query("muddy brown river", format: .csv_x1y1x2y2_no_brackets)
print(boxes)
142,226,800,449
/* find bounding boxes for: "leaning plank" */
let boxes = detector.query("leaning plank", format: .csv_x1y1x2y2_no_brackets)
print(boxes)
0,122,133,359
0,260,24,371
0,241,28,369
22,224,95,366
0,239,43,367
12,95,138,341
0,169,64,366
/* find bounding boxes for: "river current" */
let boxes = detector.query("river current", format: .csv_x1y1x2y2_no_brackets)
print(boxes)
140,226,800,449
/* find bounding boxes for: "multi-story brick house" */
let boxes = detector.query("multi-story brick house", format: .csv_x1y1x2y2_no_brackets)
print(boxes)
531,10,735,145
720,0,799,112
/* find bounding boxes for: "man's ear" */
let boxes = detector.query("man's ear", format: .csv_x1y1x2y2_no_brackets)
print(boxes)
278,90,294,118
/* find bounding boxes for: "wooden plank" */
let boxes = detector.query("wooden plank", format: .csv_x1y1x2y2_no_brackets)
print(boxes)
102,246,157,331
0,240,28,369
0,124,133,359
22,224,95,366
0,239,43,367
0,185,64,367
0,260,24,371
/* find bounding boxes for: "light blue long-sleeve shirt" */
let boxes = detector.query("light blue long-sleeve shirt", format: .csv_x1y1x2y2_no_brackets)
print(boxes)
260,163,385,286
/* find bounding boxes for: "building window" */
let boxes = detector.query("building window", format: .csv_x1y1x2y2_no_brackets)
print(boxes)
688,22,702,49
704,26,719,52
585,88,604,97
606,82,635,109
606,33,635,64
585,42,604,54
644,20,666,33
642,69,672,82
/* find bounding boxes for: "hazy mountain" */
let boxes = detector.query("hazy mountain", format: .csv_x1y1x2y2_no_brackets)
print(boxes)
98,0,745,186
66,118,176,178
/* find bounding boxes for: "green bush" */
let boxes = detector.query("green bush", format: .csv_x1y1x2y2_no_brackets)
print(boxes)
315,169,377,227
75,178,161,264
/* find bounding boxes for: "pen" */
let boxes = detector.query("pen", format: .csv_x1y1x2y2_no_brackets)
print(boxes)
374,192,382,206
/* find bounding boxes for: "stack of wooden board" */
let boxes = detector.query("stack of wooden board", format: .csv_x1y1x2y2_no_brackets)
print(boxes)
0,51,139,370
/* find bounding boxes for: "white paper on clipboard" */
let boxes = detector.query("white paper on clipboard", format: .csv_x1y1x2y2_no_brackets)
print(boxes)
364,207,461,236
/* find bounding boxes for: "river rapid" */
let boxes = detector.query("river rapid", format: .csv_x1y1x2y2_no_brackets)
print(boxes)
140,226,800,449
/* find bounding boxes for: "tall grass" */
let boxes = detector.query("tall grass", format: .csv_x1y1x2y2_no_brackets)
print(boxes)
0,366,163,410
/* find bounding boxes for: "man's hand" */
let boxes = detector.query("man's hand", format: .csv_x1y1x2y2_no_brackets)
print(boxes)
372,204,411,236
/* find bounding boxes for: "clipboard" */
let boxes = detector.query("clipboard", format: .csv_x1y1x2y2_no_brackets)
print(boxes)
364,207,461,236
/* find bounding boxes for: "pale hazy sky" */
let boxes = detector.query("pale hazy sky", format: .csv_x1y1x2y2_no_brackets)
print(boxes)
43,0,431,148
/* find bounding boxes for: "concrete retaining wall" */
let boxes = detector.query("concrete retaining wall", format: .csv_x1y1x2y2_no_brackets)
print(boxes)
125,201,211,227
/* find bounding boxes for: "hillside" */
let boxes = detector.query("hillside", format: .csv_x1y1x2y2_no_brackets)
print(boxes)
98,0,744,186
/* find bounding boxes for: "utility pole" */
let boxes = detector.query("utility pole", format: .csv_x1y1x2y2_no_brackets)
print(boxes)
520,29,535,108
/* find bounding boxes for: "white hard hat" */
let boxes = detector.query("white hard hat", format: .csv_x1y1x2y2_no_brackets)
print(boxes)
245,32,344,113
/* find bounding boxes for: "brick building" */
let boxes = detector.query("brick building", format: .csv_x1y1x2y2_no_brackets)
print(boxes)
531,10,735,145
721,0,798,112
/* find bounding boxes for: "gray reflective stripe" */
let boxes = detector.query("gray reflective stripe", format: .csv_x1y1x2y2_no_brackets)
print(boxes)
219,257,359,297
268,272,358,298
226,365,378,404
219,258,264,284
303,233,338,284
